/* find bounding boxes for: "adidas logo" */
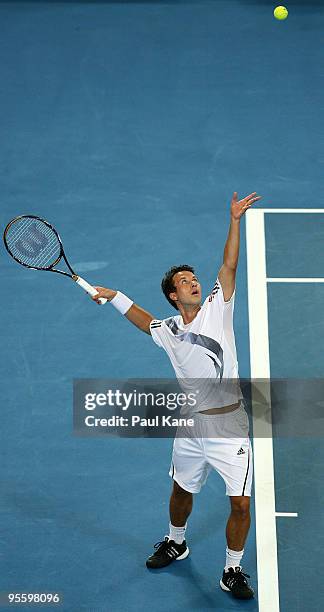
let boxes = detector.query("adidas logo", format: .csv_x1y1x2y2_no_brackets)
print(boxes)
237,447,246,455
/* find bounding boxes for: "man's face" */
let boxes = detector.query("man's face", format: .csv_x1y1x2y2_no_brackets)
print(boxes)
169,270,202,309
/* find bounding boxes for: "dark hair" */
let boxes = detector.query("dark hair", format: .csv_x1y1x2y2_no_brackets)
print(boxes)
161,264,195,310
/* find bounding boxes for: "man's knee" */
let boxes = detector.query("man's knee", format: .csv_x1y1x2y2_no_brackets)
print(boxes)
172,480,193,500
230,496,250,517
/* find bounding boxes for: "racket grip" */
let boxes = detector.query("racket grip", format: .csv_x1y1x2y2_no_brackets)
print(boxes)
73,276,107,305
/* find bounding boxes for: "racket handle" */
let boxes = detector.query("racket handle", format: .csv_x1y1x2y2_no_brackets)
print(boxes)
73,275,107,305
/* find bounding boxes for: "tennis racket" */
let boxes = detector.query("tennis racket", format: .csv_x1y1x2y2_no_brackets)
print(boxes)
3,215,107,304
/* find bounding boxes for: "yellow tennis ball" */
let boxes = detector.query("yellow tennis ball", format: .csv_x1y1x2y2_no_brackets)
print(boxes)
274,6,288,20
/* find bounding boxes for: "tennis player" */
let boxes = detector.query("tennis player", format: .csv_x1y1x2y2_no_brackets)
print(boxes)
93,191,261,600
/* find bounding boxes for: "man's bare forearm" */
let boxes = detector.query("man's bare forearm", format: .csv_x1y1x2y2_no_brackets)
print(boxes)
125,304,154,335
218,191,261,301
223,217,240,271
222,190,262,270
92,286,154,334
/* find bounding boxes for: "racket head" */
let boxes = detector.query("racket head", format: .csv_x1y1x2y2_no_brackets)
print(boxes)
3,215,64,271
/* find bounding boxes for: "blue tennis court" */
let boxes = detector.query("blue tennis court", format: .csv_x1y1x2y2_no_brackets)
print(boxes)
1,1,323,611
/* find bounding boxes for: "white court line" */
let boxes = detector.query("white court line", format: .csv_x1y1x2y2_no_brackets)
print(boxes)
259,209,324,213
246,209,279,612
268,278,324,282
246,208,324,611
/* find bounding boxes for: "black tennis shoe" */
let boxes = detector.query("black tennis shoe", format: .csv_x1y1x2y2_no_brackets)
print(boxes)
146,536,189,569
220,566,254,599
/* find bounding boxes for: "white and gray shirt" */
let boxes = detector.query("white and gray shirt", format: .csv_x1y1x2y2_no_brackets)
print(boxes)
150,279,243,413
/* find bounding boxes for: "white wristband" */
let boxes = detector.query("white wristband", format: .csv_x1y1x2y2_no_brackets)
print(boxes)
110,291,133,315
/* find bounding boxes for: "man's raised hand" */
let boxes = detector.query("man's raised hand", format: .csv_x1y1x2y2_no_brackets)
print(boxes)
230,192,262,220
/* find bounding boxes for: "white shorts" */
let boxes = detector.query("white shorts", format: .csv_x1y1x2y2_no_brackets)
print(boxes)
169,403,253,497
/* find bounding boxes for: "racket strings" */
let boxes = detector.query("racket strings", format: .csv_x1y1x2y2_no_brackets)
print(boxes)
5,218,61,269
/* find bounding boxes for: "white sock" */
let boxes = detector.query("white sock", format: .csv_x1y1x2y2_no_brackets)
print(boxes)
225,546,244,570
168,522,187,545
